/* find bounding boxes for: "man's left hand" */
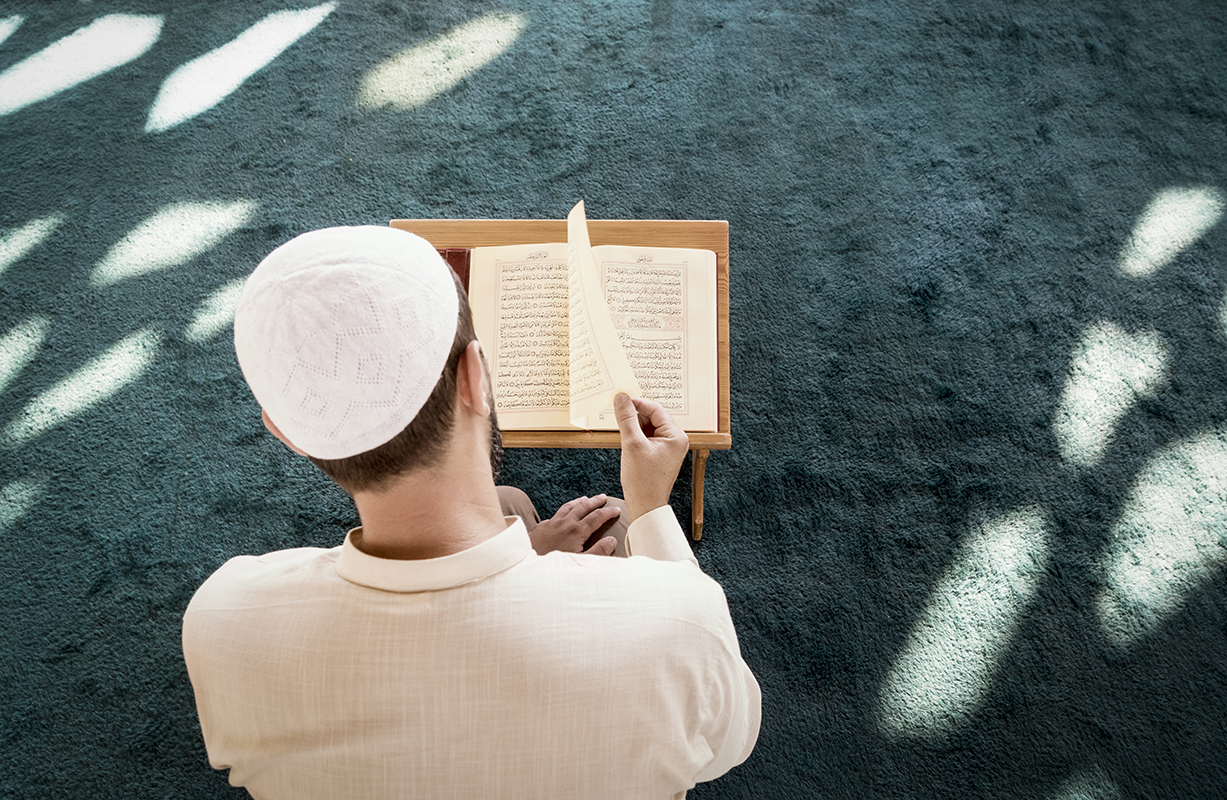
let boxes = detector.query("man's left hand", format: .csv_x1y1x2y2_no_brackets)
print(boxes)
529,495,621,556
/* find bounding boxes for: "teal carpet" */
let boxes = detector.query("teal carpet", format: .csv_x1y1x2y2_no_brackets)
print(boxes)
2,1,1226,798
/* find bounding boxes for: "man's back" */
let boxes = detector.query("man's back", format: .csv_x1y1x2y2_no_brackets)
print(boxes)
195,225,761,797
183,517,760,800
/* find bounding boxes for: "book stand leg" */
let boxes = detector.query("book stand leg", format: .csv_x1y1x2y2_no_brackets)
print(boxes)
691,449,709,540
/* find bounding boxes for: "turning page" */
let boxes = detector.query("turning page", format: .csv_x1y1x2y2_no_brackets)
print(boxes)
566,201,642,429
467,201,718,432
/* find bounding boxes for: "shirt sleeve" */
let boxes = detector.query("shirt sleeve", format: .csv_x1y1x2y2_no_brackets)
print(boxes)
623,505,698,564
693,627,762,783
626,511,762,780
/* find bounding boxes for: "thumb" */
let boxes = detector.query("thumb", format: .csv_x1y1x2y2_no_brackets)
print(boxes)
582,535,617,557
613,393,645,443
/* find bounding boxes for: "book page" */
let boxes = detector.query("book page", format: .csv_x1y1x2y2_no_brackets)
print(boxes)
566,202,642,429
468,208,718,433
595,245,718,432
468,243,573,429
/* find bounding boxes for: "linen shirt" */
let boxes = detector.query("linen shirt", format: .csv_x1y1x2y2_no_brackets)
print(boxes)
182,506,760,800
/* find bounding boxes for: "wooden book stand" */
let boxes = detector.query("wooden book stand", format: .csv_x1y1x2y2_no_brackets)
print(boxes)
390,217,731,540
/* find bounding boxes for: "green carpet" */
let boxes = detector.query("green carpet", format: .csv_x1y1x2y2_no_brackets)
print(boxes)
2,1,1226,797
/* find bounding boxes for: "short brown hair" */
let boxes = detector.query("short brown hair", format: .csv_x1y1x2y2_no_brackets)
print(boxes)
307,272,476,493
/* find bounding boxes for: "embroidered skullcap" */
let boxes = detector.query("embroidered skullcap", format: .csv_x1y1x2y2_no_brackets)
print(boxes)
234,226,459,460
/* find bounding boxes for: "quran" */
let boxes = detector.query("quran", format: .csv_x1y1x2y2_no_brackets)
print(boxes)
467,201,718,432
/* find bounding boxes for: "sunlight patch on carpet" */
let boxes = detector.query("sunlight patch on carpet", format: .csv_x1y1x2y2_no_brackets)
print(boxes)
0,14,163,116
0,475,46,534
1053,321,1168,469
357,12,528,111
1118,186,1225,278
90,200,257,286
0,214,65,276
878,507,1050,737
145,3,336,133
186,278,246,343
1097,429,1227,648
4,328,160,445
1049,766,1121,800
0,15,23,48
0,316,51,395
1221,292,1227,341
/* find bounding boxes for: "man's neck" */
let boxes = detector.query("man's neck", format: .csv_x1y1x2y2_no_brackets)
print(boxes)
345,339,510,561
350,460,506,560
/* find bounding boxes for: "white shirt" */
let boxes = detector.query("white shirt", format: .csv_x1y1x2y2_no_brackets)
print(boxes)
182,507,761,800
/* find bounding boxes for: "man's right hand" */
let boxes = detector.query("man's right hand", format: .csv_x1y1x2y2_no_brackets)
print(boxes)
613,393,689,523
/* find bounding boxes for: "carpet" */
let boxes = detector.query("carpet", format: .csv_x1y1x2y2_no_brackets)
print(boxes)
1,1,1225,797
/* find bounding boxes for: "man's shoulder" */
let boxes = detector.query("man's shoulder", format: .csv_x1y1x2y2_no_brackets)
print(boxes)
187,545,342,613
526,551,733,623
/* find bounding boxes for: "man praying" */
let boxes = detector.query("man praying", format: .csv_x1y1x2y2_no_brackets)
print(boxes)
182,225,760,799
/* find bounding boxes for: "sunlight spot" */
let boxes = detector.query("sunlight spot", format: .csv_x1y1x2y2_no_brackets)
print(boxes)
1098,429,1227,648
0,475,46,534
878,507,1050,737
90,200,257,286
1119,186,1225,278
4,328,160,445
1050,766,1120,800
1221,291,1227,341
0,14,163,116
185,278,246,343
1054,321,1168,469
0,214,66,276
145,3,336,133
357,12,528,110
0,316,51,395
0,15,24,48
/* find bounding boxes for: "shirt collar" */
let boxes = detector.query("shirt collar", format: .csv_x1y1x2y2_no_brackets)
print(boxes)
336,517,533,592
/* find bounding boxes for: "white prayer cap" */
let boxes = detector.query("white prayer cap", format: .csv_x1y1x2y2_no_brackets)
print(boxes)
234,226,459,460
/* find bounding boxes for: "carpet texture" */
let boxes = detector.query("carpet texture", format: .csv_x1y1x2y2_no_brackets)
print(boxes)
2,1,1226,798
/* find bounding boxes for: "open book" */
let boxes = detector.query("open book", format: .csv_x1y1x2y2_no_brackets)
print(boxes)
468,201,718,431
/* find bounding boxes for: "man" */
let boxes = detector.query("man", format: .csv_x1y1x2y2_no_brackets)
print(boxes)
182,226,760,799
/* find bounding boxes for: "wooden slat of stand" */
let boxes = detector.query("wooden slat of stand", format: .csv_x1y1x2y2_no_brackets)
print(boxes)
390,218,732,540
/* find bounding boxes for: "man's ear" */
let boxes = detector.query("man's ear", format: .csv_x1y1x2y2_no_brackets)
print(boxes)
454,340,490,417
262,409,309,456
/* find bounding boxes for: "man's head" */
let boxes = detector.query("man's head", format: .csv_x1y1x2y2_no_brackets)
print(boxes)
234,226,490,493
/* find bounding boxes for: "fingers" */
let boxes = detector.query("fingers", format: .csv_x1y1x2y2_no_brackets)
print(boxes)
630,396,686,443
528,495,622,556
616,394,689,523
570,502,621,533
552,494,615,526
581,535,617,557
614,393,646,443
616,393,687,448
